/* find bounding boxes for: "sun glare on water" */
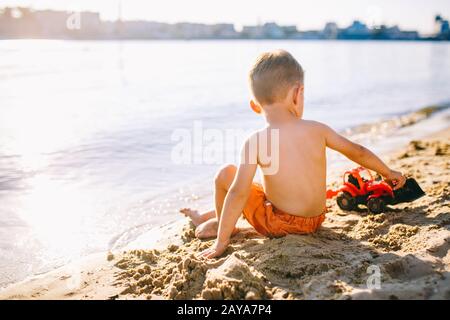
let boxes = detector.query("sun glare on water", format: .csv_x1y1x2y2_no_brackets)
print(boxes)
19,174,93,255
1,63,100,259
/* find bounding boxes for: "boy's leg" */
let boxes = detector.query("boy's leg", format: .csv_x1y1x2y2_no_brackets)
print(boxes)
195,164,237,239
214,164,237,220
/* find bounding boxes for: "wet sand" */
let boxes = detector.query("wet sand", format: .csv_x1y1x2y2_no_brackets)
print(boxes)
1,128,449,300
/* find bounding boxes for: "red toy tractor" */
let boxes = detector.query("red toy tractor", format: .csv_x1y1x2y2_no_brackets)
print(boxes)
327,167,425,214
327,167,392,214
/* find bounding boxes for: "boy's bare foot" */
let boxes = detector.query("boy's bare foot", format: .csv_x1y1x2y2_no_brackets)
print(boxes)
195,219,240,239
195,219,219,239
180,208,205,227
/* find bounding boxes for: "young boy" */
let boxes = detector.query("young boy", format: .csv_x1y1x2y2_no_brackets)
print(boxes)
181,49,406,259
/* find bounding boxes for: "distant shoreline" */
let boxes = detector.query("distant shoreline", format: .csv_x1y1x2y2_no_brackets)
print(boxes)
0,37,450,42
1,38,449,42
2,7,449,42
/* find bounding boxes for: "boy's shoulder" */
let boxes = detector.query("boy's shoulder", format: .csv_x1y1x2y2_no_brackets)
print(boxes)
246,120,330,142
249,120,329,136
294,120,330,136
298,119,327,129
294,120,334,144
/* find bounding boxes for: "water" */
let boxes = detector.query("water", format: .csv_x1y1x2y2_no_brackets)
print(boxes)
0,40,449,286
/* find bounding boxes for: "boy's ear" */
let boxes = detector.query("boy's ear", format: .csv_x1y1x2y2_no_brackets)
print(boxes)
250,100,262,114
293,84,304,105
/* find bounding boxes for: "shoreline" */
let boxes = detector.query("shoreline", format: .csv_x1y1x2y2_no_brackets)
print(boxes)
2,38,448,42
0,112,449,299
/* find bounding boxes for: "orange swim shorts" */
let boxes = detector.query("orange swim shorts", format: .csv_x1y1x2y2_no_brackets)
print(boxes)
242,183,326,238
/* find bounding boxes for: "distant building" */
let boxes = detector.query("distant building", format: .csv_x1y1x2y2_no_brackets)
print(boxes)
372,25,419,40
339,20,371,39
0,7,42,38
398,30,420,40
173,23,213,39
442,20,449,33
242,23,285,39
210,23,238,38
323,22,339,39
0,7,102,39
282,25,298,38
241,25,263,39
262,22,285,38
242,22,294,39
435,14,450,40
295,30,323,40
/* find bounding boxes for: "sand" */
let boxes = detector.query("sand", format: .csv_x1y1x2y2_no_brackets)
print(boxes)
1,128,449,300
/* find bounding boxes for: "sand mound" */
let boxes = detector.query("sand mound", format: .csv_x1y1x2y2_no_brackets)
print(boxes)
201,254,268,299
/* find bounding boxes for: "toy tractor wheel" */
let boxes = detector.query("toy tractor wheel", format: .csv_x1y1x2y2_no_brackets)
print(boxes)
337,192,356,211
367,197,385,214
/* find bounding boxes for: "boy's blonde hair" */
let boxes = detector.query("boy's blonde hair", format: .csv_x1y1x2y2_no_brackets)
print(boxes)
248,50,304,106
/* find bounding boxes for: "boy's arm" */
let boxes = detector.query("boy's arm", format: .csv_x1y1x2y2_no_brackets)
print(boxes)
320,123,406,189
200,138,258,259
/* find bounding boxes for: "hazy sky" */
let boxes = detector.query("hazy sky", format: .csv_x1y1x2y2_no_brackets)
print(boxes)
2,0,449,34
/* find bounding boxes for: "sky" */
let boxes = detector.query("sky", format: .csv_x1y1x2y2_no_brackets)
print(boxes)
2,0,449,35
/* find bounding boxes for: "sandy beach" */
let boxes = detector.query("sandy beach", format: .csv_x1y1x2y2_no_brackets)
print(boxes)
1,125,448,300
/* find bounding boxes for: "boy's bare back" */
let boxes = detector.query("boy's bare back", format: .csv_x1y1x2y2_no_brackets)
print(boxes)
260,120,327,217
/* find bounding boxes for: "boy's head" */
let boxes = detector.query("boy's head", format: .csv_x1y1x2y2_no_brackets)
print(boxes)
248,50,304,118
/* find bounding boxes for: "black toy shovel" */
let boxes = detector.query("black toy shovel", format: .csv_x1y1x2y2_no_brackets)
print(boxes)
390,178,426,205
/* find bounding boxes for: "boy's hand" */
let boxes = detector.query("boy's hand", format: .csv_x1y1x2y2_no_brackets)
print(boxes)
199,239,229,259
383,170,406,190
